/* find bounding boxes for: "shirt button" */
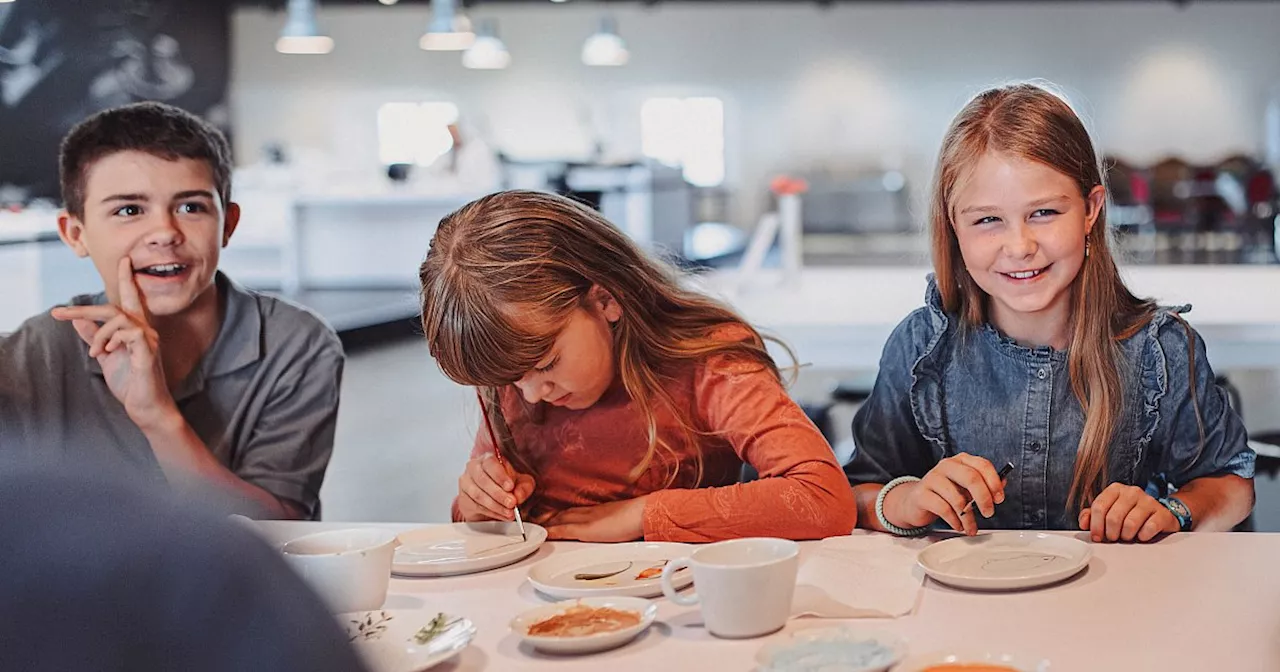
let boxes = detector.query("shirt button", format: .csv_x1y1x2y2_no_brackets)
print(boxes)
1031,441,1041,451
1036,368,1047,380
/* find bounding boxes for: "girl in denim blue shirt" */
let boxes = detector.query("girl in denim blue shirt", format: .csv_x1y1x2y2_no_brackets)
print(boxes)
846,83,1255,542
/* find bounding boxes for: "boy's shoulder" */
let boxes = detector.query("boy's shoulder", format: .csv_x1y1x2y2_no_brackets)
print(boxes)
220,274,344,364
0,305,91,380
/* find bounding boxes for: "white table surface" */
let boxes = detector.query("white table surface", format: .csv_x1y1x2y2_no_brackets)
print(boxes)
698,266,1280,371
256,522,1280,671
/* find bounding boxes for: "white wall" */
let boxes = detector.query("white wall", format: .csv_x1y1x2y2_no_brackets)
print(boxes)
231,1,1280,226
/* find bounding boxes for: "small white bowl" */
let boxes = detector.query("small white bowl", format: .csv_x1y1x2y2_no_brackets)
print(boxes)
281,528,399,613
756,627,907,672
895,650,1051,672
510,596,657,655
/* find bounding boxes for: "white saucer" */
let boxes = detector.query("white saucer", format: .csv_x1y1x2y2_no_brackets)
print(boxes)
337,609,476,672
510,596,657,655
526,542,694,598
917,531,1091,591
393,522,546,577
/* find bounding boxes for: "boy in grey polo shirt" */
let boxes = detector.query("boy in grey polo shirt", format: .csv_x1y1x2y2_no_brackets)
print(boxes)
0,102,343,520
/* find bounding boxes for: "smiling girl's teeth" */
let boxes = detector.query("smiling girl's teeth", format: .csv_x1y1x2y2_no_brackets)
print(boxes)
1007,269,1042,279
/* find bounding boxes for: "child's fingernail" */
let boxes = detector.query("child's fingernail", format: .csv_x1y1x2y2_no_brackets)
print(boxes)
504,481,513,491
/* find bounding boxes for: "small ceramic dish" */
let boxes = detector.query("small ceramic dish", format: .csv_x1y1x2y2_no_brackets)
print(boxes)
510,596,657,655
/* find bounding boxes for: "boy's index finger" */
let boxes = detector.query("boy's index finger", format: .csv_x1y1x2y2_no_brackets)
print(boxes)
116,256,146,316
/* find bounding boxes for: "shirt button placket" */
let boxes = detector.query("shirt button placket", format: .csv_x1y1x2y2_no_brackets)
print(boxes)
1024,362,1052,529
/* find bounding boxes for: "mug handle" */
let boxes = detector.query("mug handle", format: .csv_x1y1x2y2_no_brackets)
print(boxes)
661,557,697,606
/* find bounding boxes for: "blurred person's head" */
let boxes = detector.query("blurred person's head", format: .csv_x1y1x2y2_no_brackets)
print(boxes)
928,81,1158,510
419,190,780,490
0,459,367,672
56,102,240,319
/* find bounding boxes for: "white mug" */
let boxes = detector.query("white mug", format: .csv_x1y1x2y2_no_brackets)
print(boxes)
661,537,799,638
281,528,399,613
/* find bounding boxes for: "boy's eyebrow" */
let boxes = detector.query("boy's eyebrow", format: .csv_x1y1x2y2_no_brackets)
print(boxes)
100,194,149,204
173,190,216,200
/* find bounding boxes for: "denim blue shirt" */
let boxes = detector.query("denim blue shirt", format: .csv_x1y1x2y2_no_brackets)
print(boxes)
845,275,1256,530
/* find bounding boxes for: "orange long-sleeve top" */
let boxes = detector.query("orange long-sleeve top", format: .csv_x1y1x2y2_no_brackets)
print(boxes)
450,335,857,543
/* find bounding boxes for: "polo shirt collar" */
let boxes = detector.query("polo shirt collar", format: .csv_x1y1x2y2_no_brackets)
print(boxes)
79,272,263,399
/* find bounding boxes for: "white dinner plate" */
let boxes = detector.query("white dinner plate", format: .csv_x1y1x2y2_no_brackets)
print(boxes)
917,531,1091,591
392,522,546,577
526,542,695,599
510,596,658,655
338,609,476,672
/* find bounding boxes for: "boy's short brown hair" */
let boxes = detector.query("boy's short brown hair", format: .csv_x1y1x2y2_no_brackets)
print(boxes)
59,102,232,219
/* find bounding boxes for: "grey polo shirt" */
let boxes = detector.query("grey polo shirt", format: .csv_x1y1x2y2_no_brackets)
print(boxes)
0,272,344,518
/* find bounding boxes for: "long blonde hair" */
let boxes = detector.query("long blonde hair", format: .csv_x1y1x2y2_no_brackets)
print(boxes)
930,83,1160,510
419,190,779,499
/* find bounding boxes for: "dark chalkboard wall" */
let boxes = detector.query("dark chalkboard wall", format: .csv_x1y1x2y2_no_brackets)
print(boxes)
0,0,231,203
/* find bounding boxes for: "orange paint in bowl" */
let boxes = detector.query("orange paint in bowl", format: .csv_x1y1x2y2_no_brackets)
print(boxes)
921,660,1018,665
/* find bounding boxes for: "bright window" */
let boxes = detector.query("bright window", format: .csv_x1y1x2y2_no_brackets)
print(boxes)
640,96,725,187
377,102,460,166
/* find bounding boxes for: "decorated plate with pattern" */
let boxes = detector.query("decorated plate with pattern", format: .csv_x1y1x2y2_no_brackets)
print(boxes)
338,610,475,671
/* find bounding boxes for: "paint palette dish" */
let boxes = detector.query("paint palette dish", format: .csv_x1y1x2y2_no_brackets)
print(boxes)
510,596,658,655
917,531,1091,591
526,542,695,598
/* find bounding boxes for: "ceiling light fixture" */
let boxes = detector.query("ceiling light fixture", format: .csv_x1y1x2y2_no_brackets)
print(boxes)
420,0,475,51
581,16,628,67
276,0,333,54
462,19,510,70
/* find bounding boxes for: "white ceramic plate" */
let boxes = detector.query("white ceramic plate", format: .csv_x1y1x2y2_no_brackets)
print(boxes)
510,596,657,655
338,609,476,672
526,542,694,598
392,522,546,577
917,531,1091,591
756,627,907,672
895,650,1050,672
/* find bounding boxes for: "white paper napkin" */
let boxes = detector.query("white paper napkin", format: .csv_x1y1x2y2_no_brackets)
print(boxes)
791,533,926,619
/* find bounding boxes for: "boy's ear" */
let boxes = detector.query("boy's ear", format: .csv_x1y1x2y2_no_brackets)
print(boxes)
57,210,91,258
221,202,241,247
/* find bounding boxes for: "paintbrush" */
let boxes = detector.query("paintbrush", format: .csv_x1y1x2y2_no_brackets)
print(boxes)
476,390,527,543
959,461,1015,517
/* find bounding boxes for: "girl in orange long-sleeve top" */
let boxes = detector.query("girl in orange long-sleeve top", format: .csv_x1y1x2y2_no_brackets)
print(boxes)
419,190,856,543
